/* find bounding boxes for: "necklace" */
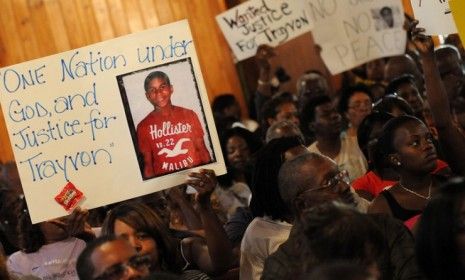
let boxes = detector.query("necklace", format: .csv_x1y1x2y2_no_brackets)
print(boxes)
398,181,432,200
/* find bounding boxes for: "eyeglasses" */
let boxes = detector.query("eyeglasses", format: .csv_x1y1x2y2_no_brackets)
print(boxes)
147,83,170,95
303,170,350,193
93,254,151,280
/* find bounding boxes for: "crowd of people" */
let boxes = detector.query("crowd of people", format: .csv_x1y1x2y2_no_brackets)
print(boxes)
1,18,465,280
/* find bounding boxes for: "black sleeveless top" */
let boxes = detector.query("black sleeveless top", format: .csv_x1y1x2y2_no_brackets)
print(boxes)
380,190,423,221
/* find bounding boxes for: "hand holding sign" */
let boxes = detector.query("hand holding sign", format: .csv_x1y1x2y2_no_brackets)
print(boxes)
256,44,276,70
186,169,217,205
409,20,434,58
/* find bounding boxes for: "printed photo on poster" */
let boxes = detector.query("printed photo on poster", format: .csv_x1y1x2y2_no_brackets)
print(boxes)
117,58,215,180
371,6,402,31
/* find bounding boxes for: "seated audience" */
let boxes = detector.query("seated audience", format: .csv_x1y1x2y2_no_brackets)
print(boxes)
385,75,425,119
409,22,465,176
260,94,299,139
353,112,396,200
415,177,465,280
261,153,422,279
302,95,368,182
372,94,414,117
212,94,258,134
102,169,233,277
215,127,262,220
338,84,373,139
240,137,307,280
7,205,90,279
305,261,379,280
368,116,444,221
77,235,151,280
384,54,425,93
293,203,384,278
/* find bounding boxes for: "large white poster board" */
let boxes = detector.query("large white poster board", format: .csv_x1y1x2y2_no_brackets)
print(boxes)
0,20,226,223
306,0,406,75
411,0,457,35
216,0,314,61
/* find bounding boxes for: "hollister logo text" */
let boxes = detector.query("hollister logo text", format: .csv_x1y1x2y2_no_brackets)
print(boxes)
149,121,192,140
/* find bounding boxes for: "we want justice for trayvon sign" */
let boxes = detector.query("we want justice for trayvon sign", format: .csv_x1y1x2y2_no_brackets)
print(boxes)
0,20,226,223
216,0,314,61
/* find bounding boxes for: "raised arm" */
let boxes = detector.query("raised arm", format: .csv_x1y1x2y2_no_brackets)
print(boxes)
410,21,465,175
184,169,234,275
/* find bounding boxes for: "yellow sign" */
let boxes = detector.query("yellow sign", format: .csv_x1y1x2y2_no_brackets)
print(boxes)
450,0,465,43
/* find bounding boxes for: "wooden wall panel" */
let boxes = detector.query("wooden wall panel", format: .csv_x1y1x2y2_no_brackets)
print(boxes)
0,0,242,163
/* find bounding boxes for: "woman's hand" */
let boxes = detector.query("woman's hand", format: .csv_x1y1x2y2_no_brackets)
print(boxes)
186,169,217,205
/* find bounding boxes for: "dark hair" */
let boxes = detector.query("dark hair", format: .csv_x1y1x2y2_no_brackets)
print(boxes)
300,95,332,126
212,94,237,115
17,200,46,253
416,177,465,280
434,45,461,60
385,74,417,96
305,261,371,280
373,94,414,116
295,203,384,274
338,84,372,114
0,252,10,280
299,95,332,143
0,180,24,254
357,112,394,166
250,137,303,220
373,115,424,171
260,94,296,136
218,127,262,187
380,6,392,15
101,202,183,273
144,71,171,92
76,235,120,280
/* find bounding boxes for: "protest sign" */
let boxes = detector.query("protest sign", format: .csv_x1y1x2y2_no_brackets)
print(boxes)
411,0,457,35
0,20,226,223
449,0,465,44
216,0,313,61
306,0,406,75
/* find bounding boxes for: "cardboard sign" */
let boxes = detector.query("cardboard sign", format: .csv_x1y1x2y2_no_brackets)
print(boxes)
449,0,465,43
0,20,226,223
411,0,457,35
306,0,406,75
216,0,313,61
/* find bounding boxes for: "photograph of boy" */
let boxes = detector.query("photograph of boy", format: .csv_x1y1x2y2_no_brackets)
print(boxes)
136,71,212,179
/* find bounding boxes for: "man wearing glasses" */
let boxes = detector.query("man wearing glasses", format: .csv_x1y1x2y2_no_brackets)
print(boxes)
261,153,423,280
136,71,212,179
76,236,151,280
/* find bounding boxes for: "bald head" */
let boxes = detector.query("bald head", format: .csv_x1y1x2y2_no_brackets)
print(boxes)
384,55,423,86
266,120,304,143
278,153,328,208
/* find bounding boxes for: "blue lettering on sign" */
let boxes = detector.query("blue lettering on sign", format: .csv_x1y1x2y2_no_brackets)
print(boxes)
19,148,113,181
137,35,192,63
0,65,46,94
60,51,127,82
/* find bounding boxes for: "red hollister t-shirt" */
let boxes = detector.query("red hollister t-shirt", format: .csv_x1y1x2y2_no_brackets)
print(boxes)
137,106,211,178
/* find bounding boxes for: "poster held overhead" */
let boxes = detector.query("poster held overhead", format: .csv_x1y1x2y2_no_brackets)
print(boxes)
306,0,407,75
449,0,465,45
411,0,457,35
216,0,314,62
0,20,226,223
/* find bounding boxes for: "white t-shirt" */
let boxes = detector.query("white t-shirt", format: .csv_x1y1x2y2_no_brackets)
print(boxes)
240,217,292,280
7,237,86,280
308,132,368,182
